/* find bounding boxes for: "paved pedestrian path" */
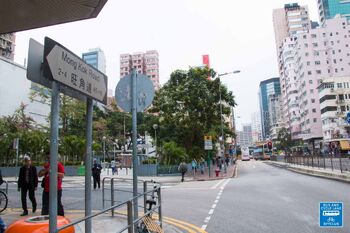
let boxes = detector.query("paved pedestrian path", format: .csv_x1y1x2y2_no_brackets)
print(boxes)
266,161,350,183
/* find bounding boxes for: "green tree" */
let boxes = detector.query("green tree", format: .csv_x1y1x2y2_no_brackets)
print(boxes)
150,67,236,163
276,127,294,155
159,141,187,165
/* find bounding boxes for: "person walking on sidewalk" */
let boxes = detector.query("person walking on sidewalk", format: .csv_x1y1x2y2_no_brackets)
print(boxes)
191,159,197,175
39,152,65,216
178,162,188,182
92,159,102,189
18,156,38,216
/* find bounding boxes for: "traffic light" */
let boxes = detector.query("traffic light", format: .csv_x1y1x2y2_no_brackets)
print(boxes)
267,141,273,150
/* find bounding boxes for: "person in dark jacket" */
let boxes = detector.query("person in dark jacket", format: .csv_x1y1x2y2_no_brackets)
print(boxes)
92,159,102,190
18,156,38,216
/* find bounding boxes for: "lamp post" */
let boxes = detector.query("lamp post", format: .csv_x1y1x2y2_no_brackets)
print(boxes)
153,124,158,155
102,136,106,171
216,70,240,154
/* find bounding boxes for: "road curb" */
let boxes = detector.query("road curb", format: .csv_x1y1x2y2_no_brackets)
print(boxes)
194,164,237,182
265,161,350,184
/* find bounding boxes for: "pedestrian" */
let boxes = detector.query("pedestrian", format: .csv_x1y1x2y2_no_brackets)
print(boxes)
38,152,65,216
178,162,188,182
17,156,38,216
92,159,102,189
200,157,205,174
191,159,197,174
111,160,117,175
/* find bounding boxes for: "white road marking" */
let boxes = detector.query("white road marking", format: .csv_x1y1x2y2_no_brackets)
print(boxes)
210,179,226,189
202,179,231,230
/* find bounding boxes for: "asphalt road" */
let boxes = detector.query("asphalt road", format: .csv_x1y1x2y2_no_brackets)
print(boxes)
3,161,349,233
204,160,350,233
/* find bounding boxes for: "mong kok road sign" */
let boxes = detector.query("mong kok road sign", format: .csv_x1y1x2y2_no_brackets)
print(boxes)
43,37,107,104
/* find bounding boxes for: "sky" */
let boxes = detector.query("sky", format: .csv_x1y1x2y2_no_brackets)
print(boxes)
14,0,319,130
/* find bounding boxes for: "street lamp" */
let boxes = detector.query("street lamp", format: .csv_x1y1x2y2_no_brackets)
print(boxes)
153,124,158,156
113,139,118,163
102,136,106,170
215,70,241,153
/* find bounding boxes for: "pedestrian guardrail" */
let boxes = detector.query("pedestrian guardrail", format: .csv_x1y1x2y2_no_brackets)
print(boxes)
57,178,162,233
285,155,350,173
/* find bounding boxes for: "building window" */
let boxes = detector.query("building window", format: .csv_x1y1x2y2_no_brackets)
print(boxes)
312,43,318,47
314,51,320,56
312,108,316,113
337,83,343,88
311,99,316,103
335,68,338,73
304,43,308,48
316,70,321,74
311,34,317,38
309,80,313,84
308,71,312,75
307,61,310,66
333,59,337,64
315,61,321,65
341,106,346,112
305,52,309,56
310,89,314,93
313,118,317,123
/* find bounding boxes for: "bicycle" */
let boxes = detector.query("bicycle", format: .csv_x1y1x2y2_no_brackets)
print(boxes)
138,181,163,233
0,190,8,213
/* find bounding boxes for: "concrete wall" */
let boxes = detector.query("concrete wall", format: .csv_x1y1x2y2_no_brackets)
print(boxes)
0,57,49,126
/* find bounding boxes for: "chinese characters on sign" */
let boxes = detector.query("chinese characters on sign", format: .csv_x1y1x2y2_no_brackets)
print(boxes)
44,37,107,104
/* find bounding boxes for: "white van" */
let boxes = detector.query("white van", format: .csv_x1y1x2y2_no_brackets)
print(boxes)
242,147,250,161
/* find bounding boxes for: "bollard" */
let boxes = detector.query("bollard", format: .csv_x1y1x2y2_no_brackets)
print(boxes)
127,201,133,233
102,179,105,209
111,179,114,217
143,181,147,214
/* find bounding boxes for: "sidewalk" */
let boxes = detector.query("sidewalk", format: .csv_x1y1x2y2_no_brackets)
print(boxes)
1,209,189,233
266,161,350,183
188,163,237,181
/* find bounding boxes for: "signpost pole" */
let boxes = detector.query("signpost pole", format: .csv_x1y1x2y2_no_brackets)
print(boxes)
207,150,211,178
49,81,60,233
85,98,93,233
131,69,139,226
14,138,19,180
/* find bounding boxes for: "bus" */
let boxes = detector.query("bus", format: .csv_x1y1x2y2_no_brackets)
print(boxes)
253,141,271,160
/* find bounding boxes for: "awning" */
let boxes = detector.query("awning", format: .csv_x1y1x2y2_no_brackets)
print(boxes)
0,0,108,34
339,140,350,150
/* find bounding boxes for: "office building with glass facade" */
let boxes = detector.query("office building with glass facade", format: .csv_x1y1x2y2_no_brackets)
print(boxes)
318,0,350,24
259,78,281,140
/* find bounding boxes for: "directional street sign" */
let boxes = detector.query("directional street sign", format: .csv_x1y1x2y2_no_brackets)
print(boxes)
43,37,107,104
115,73,155,112
204,135,213,150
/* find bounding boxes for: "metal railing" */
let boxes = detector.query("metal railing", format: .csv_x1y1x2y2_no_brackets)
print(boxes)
56,178,162,233
285,155,350,173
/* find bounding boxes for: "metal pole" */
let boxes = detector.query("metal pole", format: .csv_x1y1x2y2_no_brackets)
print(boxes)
49,81,60,233
219,77,224,152
131,69,139,226
158,187,163,228
103,140,106,171
111,179,114,216
127,201,133,233
15,139,19,180
143,181,147,214
85,98,93,233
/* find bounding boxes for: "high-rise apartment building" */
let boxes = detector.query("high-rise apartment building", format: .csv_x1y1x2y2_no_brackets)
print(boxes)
120,50,160,90
82,48,106,74
273,3,310,52
268,94,284,140
259,78,281,140
318,0,350,25
0,33,15,60
276,13,350,144
318,76,350,140
236,124,253,147
251,112,262,143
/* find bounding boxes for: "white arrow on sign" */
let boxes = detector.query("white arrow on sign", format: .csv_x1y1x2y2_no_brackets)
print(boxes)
46,45,107,103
